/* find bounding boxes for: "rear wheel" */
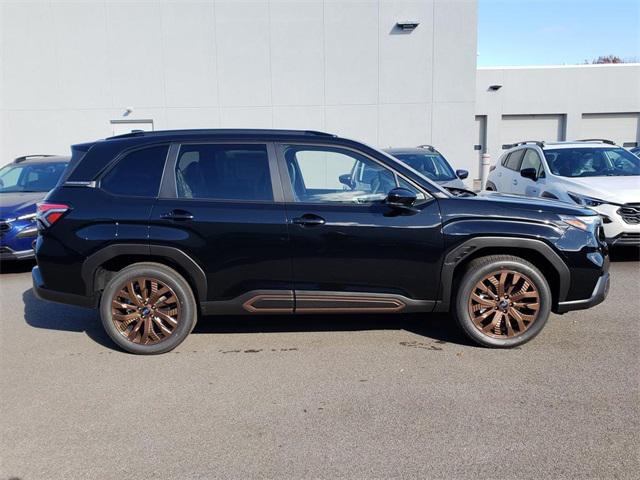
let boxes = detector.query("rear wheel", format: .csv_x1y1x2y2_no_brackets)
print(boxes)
454,255,551,347
99,262,197,354
485,181,497,191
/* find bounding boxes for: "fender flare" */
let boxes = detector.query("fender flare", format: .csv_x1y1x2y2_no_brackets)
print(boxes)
434,236,570,312
541,191,558,199
82,244,207,300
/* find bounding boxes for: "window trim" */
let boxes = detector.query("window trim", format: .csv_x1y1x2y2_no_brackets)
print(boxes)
274,142,432,207
504,148,525,171
158,141,284,204
98,143,172,199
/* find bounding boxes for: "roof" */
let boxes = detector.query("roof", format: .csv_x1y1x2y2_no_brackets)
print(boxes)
503,139,620,150
13,154,70,164
106,128,336,141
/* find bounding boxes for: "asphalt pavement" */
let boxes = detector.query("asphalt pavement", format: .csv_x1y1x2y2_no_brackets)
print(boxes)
1,249,638,479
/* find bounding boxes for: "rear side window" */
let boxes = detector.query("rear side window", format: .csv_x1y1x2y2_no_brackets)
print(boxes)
504,149,525,170
101,145,169,197
175,144,273,201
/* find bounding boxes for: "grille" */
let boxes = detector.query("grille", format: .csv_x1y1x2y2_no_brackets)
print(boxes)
617,203,640,225
0,222,10,238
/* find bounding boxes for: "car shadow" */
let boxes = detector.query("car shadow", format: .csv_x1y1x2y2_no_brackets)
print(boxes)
22,288,115,349
22,285,473,351
609,246,640,262
194,312,474,347
0,259,36,274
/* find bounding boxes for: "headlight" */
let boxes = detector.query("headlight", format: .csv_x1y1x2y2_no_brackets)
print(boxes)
559,214,601,232
17,212,37,221
567,192,607,207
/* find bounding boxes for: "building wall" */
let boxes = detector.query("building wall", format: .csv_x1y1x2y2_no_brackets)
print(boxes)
476,64,640,171
1,0,478,183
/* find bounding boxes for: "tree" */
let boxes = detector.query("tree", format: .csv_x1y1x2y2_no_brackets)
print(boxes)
586,55,624,64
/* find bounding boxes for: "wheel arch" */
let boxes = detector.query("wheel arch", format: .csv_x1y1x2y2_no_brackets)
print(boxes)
82,244,207,302
435,237,569,313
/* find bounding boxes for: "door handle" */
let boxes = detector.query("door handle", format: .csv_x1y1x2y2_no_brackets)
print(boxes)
161,209,194,221
291,214,325,226
512,179,518,185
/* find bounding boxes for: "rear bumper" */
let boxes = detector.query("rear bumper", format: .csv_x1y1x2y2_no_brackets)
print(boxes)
32,266,96,308
556,271,610,314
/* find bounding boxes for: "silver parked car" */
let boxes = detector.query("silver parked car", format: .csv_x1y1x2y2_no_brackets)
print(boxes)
384,145,469,189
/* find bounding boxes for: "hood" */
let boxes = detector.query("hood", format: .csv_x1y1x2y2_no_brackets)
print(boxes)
475,191,594,216
0,192,44,220
561,175,640,204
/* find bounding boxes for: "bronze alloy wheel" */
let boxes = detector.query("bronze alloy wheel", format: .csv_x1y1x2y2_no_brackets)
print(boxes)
110,277,181,345
467,269,540,338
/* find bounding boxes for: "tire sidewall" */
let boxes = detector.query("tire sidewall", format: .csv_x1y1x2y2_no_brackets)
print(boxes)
100,264,196,354
455,258,551,348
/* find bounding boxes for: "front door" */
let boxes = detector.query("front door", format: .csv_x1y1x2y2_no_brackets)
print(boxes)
149,142,292,310
276,143,443,312
516,148,546,197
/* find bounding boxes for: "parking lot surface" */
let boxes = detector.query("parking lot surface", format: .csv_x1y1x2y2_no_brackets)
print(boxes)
1,250,639,480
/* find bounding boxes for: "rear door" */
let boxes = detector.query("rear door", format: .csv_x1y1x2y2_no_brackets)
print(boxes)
149,142,292,308
499,149,525,193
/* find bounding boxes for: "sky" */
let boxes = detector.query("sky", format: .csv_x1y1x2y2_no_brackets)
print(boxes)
477,0,640,66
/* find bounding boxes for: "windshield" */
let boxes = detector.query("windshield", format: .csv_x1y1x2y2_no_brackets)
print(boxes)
543,147,640,178
390,152,457,181
0,162,68,193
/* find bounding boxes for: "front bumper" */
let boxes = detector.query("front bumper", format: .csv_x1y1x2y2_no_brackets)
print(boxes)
556,271,610,313
0,246,35,261
32,266,96,308
607,232,640,247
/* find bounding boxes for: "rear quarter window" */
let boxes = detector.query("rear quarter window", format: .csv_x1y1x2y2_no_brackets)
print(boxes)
100,145,169,197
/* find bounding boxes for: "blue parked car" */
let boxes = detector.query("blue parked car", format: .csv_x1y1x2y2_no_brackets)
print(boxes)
0,155,69,261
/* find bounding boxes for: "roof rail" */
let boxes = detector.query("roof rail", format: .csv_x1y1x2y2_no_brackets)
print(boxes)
416,144,436,151
501,140,545,149
577,138,616,145
14,154,57,163
106,128,337,140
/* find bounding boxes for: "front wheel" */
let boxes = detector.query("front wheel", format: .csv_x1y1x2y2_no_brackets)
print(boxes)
99,262,197,354
454,255,551,348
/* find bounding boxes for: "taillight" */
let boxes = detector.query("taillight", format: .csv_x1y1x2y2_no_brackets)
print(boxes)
37,202,70,228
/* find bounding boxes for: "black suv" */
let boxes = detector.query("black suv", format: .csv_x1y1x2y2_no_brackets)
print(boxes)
33,129,609,354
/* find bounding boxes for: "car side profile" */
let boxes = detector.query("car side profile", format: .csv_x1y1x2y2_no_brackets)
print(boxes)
0,155,70,261
486,140,640,246
33,129,609,354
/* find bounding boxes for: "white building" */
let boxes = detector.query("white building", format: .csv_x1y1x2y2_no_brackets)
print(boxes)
476,64,640,176
1,1,638,188
0,0,478,177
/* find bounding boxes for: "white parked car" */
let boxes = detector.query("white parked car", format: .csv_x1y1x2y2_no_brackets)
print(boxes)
486,140,640,246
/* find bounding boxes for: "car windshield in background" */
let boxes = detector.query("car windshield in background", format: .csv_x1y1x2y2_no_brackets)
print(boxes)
543,147,640,178
0,162,68,193
392,152,457,181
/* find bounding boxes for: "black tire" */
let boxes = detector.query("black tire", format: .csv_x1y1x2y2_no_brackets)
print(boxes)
454,255,551,348
99,262,197,354
485,182,497,191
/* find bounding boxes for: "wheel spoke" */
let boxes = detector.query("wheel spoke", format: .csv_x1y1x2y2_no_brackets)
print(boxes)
470,293,495,307
155,310,178,327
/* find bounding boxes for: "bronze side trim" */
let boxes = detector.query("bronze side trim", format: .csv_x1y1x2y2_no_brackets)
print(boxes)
294,293,406,313
242,293,295,313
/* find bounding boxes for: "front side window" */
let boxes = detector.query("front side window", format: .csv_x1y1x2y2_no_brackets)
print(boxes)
520,149,544,177
283,145,425,204
389,152,457,182
505,150,525,171
101,145,169,197
0,162,68,193
175,144,273,201
543,147,640,178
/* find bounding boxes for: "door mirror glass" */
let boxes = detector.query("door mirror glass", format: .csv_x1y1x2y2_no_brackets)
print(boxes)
520,167,538,181
386,187,417,209
456,169,469,179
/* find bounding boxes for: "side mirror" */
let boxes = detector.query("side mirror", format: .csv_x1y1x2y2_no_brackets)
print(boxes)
338,173,353,188
386,187,417,209
520,168,538,181
456,169,469,180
